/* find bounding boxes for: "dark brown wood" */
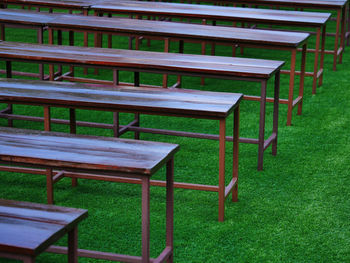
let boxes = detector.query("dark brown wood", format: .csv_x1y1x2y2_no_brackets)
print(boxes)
91,0,331,27
0,127,179,176
0,9,305,125
0,198,87,256
47,12,309,48
0,40,280,169
0,127,177,261
0,41,283,79
0,78,242,119
1,0,92,10
0,9,60,26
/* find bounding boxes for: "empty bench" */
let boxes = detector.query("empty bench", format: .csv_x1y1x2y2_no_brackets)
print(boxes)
216,0,348,71
0,77,242,221
90,0,331,96
0,199,87,263
0,8,305,126
0,40,283,171
0,127,179,262
44,10,309,126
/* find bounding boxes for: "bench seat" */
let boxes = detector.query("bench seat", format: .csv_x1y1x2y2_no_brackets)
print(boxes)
0,127,179,262
0,198,87,263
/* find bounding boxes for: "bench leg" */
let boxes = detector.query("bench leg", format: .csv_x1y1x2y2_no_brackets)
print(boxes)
46,168,54,204
162,38,170,88
257,80,267,170
5,61,13,127
272,71,280,156
312,28,321,94
166,159,174,263
232,106,239,202
141,177,150,263
218,119,226,222
68,227,78,263
319,26,326,87
69,108,78,187
286,49,296,126
298,44,306,115
339,6,346,64
333,10,341,71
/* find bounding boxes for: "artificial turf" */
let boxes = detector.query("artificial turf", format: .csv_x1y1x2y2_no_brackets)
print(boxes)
0,7,349,263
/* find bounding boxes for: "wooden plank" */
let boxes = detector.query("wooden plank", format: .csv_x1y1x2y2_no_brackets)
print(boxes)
91,0,331,27
0,199,87,256
0,127,179,175
0,9,61,26
224,0,347,9
0,41,284,79
47,12,310,47
0,78,243,119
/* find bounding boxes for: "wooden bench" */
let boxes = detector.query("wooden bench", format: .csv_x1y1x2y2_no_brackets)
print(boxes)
45,11,309,126
2,0,330,95
0,9,306,126
0,127,179,262
0,199,87,263
91,0,331,95
0,77,242,221
212,0,348,71
0,40,283,171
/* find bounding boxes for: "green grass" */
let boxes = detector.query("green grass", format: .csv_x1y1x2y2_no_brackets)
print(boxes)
0,9,350,263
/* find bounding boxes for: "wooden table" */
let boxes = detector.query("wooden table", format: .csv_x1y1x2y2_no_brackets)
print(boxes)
215,0,348,71
45,11,309,126
0,77,242,221
0,41,284,171
0,127,179,262
91,0,330,95
0,199,87,263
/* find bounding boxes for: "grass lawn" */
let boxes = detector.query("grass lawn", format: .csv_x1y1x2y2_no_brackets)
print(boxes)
0,7,349,263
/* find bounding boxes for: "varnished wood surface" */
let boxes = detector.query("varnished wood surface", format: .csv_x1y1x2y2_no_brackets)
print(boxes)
1,0,94,9
48,12,309,47
0,78,243,118
0,127,179,175
0,41,284,79
0,9,61,26
0,199,87,256
92,0,331,27
219,0,347,9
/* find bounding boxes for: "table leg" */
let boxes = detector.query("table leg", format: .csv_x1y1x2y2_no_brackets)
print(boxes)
44,106,51,132
272,71,280,156
347,2,350,46
37,27,44,80
142,177,150,263
319,26,326,87
287,49,296,125
333,10,341,71
48,28,55,81
68,227,78,263
70,108,78,187
166,159,174,263
258,80,267,170
218,119,226,222
46,168,54,204
5,61,13,127
232,106,239,202
339,6,346,64
162,38,170,88
312,28,321,94
298,44,306,115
